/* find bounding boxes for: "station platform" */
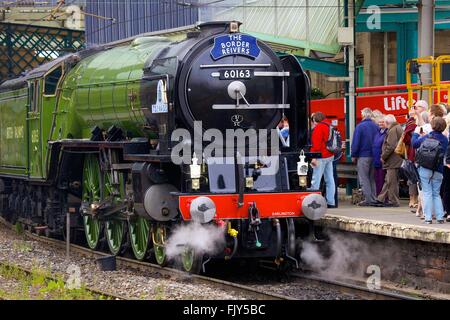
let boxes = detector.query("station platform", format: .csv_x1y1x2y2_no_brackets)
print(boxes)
321,201,450,244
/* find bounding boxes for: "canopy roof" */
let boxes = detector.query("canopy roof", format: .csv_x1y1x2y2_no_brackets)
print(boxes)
198,0,352,55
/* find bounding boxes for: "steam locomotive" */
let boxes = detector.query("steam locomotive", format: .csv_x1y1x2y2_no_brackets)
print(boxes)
0,21,327,273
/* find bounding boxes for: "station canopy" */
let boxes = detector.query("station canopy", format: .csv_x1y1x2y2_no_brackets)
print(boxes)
197,0,360,56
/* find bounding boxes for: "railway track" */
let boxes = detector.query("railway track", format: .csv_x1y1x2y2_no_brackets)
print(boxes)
291,272,421,300
0,217,290,300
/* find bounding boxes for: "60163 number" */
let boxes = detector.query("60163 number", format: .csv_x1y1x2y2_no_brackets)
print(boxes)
219,69,253,80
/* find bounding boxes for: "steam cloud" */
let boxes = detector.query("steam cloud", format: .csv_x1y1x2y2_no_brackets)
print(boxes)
300,231,400,280
165,222,226,261
300,233,366,278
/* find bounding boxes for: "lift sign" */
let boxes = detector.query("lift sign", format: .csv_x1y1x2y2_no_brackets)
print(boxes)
210,34,261,60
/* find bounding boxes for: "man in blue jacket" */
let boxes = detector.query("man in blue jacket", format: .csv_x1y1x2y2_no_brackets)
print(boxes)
351,108,380,206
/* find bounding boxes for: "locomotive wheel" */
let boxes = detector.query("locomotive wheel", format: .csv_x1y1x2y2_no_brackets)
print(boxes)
181,246,202,274
83,216,101,249
129,216,150,260
104,162,125,255
152,224,167,266
82,154,102,250
105,220,125,255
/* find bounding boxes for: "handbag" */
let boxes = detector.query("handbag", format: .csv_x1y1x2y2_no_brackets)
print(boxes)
400,159,420,185
395,133,407,158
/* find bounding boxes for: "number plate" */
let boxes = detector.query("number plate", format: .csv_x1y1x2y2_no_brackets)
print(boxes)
219,69,254,80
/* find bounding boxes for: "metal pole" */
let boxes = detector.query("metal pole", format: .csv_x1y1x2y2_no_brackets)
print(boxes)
344,0,358,197
384,32,388,89
348,0,356,147
344,0,350,162
66,211,70,260
417,0,435,104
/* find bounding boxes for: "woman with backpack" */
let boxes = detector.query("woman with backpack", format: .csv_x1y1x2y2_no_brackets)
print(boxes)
309,112,336,208
412,117,449,224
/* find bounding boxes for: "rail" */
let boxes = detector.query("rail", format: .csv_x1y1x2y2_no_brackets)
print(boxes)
291,272,421,300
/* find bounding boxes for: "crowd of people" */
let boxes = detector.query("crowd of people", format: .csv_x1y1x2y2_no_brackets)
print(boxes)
283,102,450,224
350,101,450,224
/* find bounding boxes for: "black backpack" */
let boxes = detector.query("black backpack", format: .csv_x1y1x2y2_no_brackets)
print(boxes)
324,124,342,155
415,135,444,172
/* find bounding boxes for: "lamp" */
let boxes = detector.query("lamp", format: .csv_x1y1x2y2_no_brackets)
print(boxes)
190,153,201,190
297,150,309,187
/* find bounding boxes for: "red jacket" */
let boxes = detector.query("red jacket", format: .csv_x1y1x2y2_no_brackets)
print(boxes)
311,122,334,159
403,117,417,161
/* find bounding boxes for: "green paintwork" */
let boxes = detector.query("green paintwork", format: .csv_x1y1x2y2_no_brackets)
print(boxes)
83,215,101,250
357,65,364,87
52,37,172,142
181,246,201,273
0,87,28,175
129,216,150,260
0,36,174,179
152,224,167,266
182,247,194,272
293,55,348,77
82,154,102,250
154,243,166,266
363,0,450,7
104,157,126,255
28,79,44,178
105,220,125,255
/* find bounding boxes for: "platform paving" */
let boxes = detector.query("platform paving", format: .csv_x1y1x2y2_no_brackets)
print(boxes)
321,201,450,244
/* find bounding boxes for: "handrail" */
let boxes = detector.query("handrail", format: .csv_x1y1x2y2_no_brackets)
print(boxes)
355,81,450,94
406,55,450,106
